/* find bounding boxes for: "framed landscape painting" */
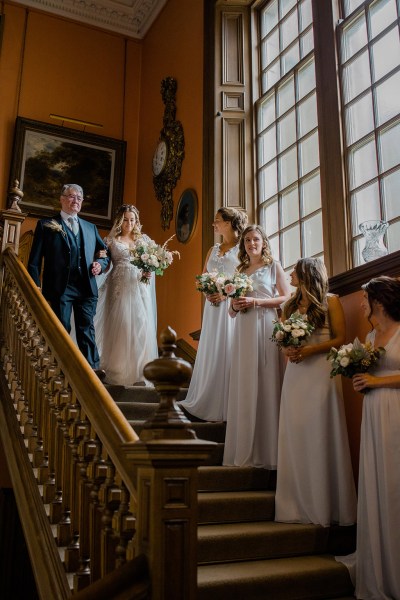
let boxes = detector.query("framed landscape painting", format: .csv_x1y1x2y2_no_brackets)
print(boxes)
9,117,126,229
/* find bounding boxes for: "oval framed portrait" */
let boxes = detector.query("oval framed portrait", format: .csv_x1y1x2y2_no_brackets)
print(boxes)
175,188,198,244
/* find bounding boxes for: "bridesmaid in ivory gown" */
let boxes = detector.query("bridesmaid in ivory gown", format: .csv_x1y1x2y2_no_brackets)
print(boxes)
180,207,248,421
337,276,400,600
274,258,357,527
95,205,158,386
223,225,290,468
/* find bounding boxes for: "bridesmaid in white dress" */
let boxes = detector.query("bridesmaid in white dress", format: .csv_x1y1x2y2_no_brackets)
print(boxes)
223,225,290,468
95,205,158,386
275,258,357,527
180,207,248,421
338,276,400,600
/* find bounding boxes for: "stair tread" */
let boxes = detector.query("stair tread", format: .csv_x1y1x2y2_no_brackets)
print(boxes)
198,554,353,599
199,520,325,538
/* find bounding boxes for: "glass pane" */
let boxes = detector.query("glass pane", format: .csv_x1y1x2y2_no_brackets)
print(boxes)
342,51,371,103
298,58,315,100
387,219,400,253
379,121,400,172
264,30,280,67
371,27,400,82
282,42,300,75
345,92,374,145
375,72,400,126
269,234,280,261
299,130,319,177
341,13,367,62
262,0,278,35
277,76,295,116
382,169,400,220
281,10,298,50
279,146,298,189
282,224,301,268
259,126,277,165
298,92,318,138
300,28,314,57
353,236,364,266
259,93,276,130
281,185,299,227
349,138,378,190
265,60,281,91
303,212,323,256
369,0,398,39
261,160,278,200
343,0,367,18
278,109,296,152
262,198,279,235
350,181,381,235
299,0,312,32
301,171,321,216
280,0,297,19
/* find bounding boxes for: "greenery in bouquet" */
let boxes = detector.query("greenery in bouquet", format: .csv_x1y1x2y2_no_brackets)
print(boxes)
130,235,180,284
195,271,226,306
270,311,315,348
220,272,254,299
327,337,385,378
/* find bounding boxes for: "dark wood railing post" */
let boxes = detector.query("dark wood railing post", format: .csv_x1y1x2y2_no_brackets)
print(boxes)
122,327,215,600
1,180,27,257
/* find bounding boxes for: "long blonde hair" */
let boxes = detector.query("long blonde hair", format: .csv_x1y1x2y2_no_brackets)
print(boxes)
283,258,328,329
109,204,142,239
237,225,273,272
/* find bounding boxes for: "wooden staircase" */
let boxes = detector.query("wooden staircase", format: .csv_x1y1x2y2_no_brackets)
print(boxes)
108,384,356,600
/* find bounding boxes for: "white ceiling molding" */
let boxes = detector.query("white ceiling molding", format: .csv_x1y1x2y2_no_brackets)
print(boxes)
13,0,168,39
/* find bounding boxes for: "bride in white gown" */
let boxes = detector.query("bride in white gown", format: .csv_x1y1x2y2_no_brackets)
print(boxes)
95,205,158,386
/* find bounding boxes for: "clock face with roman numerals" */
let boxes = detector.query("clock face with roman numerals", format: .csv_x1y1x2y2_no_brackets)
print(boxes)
152,140,168,176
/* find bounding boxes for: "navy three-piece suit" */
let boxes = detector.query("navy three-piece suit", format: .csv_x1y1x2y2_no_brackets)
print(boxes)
28,214,109,368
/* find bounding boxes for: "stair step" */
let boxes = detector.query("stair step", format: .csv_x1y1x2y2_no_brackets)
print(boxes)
198,521,355,564
197,554,354,600
198,466,275,492
198,490,275,524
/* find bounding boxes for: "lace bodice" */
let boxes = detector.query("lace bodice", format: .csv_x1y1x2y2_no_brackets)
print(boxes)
207,243,239,276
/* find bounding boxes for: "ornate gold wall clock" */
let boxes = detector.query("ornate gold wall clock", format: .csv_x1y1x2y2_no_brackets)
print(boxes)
152,77,185,230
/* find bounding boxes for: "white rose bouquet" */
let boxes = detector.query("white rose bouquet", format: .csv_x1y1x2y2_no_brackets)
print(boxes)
270,311,315,348
130,235,180,284
195,271,226,306
327,337,385,379
220,272,254,299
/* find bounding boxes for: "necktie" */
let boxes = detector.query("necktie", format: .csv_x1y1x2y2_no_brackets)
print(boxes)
68,217,79,236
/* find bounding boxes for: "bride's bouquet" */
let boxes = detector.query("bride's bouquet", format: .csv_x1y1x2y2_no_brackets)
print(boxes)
195,271,226,306
327,337,385,378
271,311,315,348
130,235,180,284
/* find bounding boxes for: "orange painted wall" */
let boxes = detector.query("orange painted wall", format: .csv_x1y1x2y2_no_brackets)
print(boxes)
136,0,204,346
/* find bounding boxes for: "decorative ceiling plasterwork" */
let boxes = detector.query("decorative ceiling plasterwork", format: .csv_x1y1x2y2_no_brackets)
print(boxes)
13,0,167,39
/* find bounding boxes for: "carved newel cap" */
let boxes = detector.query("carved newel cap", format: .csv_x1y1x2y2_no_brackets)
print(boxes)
141,326,196,440
8,180,24,212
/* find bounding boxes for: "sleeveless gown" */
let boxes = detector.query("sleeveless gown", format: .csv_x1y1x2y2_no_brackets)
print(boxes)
223,261,284,468
94,237,158,386
179,243,239,421
274,302,357,527
337,327,400,599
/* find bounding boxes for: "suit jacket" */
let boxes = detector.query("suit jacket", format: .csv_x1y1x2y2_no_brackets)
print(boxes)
28,215,109,300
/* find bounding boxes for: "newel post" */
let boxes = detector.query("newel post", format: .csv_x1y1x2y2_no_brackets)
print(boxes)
122,327,215,600
0,180,27,256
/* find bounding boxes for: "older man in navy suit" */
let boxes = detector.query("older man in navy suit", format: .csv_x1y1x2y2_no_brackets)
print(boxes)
28,184,109,375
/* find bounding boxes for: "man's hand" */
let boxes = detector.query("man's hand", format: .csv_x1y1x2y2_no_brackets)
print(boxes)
91,261,102,276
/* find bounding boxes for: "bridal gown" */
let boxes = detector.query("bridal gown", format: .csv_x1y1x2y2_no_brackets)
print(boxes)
337,327,400,600
179,243,239,421
223,262,283,468
274,301,357,527
94,237,158,386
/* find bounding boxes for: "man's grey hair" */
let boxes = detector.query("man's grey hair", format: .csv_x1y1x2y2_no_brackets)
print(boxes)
61,184,84,197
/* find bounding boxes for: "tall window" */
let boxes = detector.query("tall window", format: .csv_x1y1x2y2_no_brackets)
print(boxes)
338,0,400,266
256,0,323,271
